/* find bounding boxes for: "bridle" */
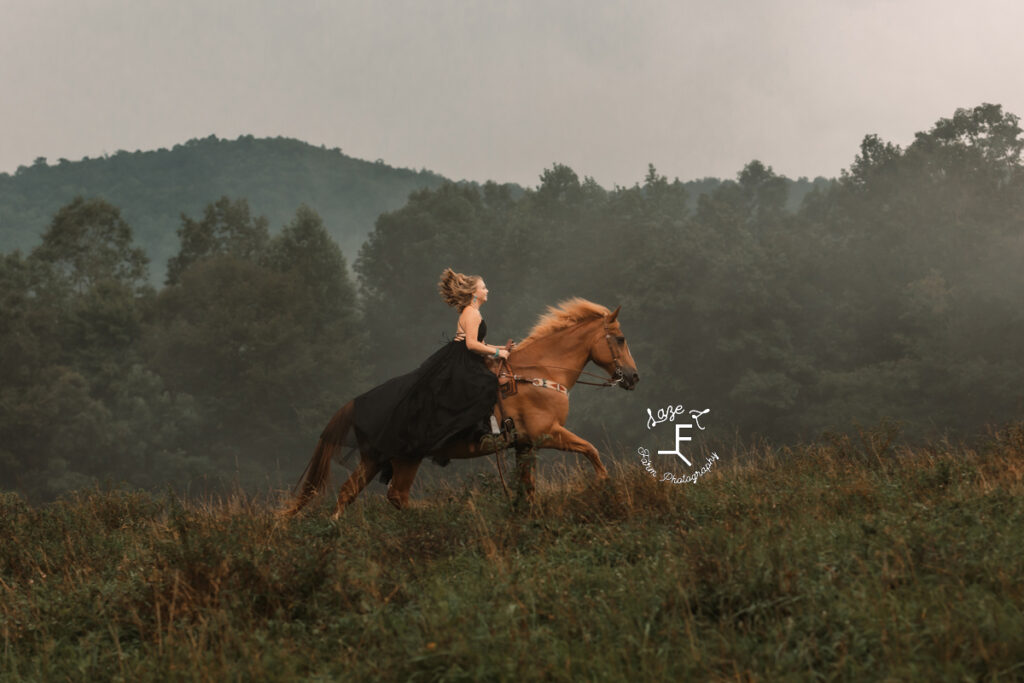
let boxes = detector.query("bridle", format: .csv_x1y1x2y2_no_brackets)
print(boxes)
497,317,629,392
575,319,628,388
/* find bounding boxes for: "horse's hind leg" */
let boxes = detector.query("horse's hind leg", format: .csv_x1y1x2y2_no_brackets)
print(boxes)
333,453,380,519
386,457,422,510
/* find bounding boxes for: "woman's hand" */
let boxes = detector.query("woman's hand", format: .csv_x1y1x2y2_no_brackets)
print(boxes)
497,349,510,360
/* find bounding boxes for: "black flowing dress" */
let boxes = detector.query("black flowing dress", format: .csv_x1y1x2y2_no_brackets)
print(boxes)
352,319,499,465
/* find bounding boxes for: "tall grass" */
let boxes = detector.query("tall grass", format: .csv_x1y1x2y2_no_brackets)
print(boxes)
2,424,1023,680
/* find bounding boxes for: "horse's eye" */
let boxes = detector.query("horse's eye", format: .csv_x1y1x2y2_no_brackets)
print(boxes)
616,336,625,344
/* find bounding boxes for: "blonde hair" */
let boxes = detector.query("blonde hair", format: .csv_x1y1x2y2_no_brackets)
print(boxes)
438,268,481,309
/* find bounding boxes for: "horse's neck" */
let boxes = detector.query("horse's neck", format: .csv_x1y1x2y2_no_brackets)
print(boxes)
513,323,595,389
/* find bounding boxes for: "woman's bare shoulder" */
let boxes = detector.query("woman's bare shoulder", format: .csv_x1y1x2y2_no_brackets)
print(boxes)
459,307,482,322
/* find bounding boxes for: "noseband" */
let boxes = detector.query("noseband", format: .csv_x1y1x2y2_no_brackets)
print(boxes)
577,320,626,387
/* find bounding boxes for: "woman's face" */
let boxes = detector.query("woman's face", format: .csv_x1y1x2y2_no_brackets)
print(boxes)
474,278,489,304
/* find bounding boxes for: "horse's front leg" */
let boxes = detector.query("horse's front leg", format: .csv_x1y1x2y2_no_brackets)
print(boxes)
546,424,609,479
515,443,538,503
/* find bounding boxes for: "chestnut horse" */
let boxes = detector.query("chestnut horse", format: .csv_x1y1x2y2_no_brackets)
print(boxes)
285,298,639,517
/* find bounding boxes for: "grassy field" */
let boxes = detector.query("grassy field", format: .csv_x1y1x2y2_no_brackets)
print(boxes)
2,424,1023,681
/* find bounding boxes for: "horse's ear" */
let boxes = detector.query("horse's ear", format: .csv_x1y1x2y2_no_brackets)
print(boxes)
607,305,621,322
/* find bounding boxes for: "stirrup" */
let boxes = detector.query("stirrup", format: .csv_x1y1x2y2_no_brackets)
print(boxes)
478,417,516,452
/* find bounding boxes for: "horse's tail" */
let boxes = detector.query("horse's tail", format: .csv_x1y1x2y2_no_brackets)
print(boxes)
281,400,355,517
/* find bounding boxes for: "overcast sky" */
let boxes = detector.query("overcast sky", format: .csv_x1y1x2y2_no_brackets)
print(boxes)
3,0,1023,188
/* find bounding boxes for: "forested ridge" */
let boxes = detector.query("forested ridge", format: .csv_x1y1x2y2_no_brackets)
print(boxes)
1,103,1022,501
0,135,824,284
0,135,452,282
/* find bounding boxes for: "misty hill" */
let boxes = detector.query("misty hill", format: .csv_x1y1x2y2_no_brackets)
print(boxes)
0,135,452,280
0,137,830,282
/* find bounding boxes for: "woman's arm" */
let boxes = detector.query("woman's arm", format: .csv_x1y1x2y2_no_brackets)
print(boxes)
460,309,509,359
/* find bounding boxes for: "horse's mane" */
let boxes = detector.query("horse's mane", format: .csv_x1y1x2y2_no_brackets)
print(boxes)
517,297,610,349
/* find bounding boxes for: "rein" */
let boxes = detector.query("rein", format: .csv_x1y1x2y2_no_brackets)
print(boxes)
499,320,627,392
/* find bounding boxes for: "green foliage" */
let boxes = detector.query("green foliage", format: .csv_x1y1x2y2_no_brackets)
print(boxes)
1,197,364,500
1,431,1022,679
145,202,366,487
1,207,175,499
165,196,269,285
0,135,450,282
31,196,148,292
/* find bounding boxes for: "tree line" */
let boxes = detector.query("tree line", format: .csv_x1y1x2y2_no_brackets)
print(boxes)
0,135,451,283
2,103,1021,500
1,198,366,499
0,134,827,285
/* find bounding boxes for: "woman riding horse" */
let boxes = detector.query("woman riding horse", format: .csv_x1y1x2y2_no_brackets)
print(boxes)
285,281,639,517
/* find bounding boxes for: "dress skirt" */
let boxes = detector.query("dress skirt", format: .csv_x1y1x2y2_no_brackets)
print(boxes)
352,332,499,465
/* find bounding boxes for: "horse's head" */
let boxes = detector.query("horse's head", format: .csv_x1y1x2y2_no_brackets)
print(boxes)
590,305,640,390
